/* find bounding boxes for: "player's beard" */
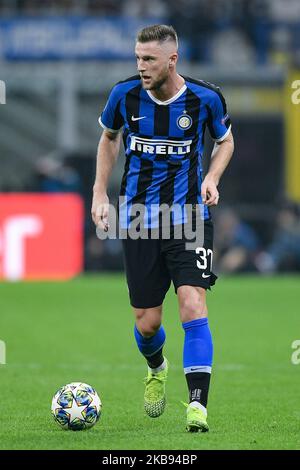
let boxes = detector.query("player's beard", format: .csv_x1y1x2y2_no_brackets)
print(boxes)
142,69,169,91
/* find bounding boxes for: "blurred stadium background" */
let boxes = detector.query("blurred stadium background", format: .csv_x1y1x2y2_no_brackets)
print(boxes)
0,0,300,279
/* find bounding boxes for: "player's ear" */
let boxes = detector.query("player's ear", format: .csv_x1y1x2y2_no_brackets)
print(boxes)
169,53,178,68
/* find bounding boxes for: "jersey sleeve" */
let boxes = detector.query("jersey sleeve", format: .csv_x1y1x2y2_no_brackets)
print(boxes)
207,90,231,142
98,84,124,133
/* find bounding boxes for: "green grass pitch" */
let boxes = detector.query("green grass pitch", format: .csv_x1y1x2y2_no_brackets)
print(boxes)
0,275,299,450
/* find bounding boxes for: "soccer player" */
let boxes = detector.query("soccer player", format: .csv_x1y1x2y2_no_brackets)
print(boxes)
92,25,234,432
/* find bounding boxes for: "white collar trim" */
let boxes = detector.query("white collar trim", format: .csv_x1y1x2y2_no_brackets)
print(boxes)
146,84,187,105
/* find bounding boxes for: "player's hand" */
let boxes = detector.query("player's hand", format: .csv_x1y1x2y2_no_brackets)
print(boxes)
201,176,220,206
91,192,110,232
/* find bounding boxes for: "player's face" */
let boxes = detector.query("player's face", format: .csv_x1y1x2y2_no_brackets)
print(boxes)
135,41,177,90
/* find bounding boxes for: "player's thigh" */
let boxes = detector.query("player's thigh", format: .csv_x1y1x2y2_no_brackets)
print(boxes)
122,236,171,309
163,219,218,294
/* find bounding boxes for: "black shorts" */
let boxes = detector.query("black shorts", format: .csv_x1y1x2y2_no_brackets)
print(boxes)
121,219,218,309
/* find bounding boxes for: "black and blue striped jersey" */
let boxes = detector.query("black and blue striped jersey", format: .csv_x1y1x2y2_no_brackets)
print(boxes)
99,75,231,228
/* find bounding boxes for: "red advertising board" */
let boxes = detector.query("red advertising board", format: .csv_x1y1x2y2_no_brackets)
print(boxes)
0,193,83,280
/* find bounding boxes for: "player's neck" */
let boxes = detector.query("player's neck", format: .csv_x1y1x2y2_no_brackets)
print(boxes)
150,73,185,102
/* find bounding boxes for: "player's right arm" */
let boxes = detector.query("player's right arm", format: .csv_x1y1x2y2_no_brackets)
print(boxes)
92,130,121,231
92,83,124,230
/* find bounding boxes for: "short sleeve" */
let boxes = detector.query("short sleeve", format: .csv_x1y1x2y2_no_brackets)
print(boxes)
98,85,124,133
207,90,231,142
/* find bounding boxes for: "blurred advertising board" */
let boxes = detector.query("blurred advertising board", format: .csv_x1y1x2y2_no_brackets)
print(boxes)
285,70,300,202
0,193,83,280
0,17,157,60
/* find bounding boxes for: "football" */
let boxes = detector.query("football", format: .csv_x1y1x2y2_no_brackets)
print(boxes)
51,382,101,431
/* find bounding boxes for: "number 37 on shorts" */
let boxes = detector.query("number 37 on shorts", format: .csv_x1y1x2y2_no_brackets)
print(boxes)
195,247,213,275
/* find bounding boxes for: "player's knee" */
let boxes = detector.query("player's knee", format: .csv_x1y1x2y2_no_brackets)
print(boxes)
135,308,161,337
180,301,208,322
136,320,161,337
178,286,207,322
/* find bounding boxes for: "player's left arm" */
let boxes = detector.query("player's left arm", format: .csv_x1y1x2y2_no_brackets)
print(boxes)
201,131,234,206
202,88,234,207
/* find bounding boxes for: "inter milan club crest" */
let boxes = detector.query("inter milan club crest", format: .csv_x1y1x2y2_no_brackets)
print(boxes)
177,112,193,130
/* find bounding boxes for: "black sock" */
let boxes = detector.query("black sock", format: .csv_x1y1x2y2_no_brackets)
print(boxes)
146,347,164,369
185,372,211,408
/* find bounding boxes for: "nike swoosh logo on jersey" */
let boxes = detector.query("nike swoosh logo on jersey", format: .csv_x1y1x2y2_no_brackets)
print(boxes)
131,115,147,121
202,273,210,278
